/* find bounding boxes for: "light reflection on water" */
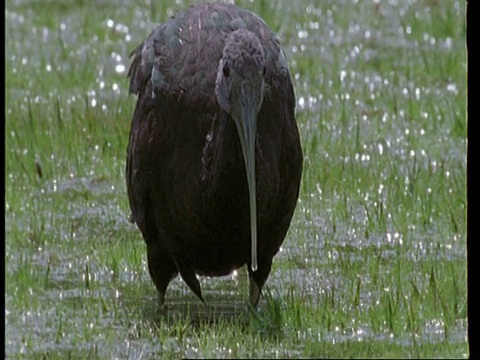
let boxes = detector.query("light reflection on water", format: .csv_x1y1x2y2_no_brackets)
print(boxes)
5,0,466,357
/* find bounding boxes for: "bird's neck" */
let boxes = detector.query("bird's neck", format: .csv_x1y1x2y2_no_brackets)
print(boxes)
200,111,249,189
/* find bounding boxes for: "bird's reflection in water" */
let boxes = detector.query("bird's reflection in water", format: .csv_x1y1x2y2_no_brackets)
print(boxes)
143,294,252,327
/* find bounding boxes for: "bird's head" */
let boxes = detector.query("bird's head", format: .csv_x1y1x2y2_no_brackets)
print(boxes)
215,29,266,272
215,29,265,116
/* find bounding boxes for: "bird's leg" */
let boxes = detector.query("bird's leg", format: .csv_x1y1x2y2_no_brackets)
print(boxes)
146,240,178,306
174,255,206,305
248,255,273,307
249,277,261,307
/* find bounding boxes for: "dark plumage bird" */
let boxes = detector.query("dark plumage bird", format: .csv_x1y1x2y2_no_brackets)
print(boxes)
126,2,303,306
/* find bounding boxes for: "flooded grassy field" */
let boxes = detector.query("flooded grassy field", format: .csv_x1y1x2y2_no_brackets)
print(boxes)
5,0,467,358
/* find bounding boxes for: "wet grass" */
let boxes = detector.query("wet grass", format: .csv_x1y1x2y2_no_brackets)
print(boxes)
5,0,467,358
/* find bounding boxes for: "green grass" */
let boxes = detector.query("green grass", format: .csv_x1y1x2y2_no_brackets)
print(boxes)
5,0,467,358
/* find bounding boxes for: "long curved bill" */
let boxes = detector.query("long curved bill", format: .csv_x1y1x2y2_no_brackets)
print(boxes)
235,86,259,272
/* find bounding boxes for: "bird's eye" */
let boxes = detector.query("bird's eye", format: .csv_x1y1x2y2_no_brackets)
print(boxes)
223,64,230,78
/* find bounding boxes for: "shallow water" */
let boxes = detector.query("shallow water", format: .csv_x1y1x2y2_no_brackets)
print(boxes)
5,0,467,358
